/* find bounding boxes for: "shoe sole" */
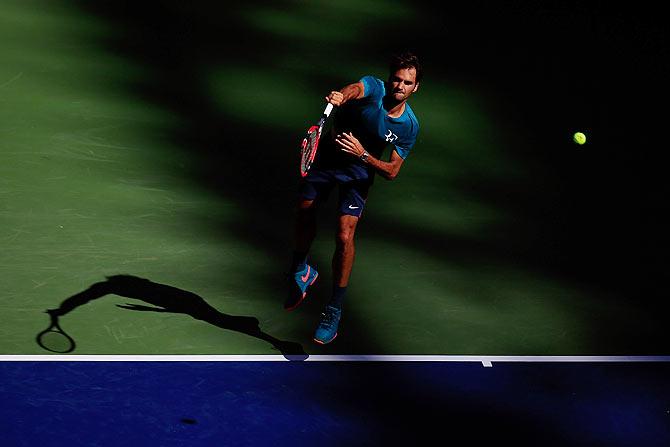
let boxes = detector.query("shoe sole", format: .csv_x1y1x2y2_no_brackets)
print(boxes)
284,272,318,312
313,332,337,345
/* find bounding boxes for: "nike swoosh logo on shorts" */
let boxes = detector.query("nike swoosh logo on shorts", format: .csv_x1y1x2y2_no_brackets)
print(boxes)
348,205,359,209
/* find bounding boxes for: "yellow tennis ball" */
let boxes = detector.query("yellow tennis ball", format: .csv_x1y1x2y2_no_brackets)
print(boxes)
573,132,586,145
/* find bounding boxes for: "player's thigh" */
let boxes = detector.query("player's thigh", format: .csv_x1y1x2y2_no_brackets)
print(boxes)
337,180,370,218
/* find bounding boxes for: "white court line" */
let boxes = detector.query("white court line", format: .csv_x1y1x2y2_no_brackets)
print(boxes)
2,355,670,367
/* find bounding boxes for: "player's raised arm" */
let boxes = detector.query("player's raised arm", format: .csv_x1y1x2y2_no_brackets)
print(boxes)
325,81,365,107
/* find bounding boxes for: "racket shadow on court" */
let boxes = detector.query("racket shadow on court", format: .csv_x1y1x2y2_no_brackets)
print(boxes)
37,275,308,361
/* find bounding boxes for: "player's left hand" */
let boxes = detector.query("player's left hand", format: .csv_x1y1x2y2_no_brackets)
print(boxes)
335,132,365,158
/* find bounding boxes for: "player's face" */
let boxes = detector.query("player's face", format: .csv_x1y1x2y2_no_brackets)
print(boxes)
387,67,419,102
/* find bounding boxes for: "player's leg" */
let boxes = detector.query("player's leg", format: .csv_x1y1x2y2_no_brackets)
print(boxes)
286,198,320,311
314,215,360,344
293,199,317,268
332,214,359,290
285,170,334,311
314,181,367,344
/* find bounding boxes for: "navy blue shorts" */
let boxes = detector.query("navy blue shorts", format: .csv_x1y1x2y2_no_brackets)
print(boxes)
299,167,371,217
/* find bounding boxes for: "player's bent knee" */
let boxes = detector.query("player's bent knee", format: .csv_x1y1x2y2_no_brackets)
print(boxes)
336,231,355,247
336,222,358,246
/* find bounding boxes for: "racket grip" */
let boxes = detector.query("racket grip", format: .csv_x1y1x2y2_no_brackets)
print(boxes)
324,103,334,117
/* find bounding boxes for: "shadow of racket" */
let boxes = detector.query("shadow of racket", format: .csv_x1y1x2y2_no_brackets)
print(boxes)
36,310,76,353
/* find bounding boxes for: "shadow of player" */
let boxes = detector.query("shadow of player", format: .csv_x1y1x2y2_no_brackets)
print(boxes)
44,275,308,361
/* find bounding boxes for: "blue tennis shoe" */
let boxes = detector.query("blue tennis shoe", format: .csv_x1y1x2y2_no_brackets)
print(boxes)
313,305,341,345
284,264,318,311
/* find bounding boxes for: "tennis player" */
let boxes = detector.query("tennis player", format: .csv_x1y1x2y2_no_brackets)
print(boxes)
286,52,422,344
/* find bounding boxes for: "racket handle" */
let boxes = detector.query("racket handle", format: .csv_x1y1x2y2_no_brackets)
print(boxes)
324,103,334,117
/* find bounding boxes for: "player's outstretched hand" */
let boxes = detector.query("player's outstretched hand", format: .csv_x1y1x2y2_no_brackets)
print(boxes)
335,132,365,158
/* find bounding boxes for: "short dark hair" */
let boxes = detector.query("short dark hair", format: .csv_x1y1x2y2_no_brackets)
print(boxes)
389,52,422,83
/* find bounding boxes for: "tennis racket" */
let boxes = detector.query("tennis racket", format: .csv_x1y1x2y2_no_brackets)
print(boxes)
300,102,334,177
36,309,76,353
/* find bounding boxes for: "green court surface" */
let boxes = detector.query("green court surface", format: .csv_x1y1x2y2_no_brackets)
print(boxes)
2,1,666,356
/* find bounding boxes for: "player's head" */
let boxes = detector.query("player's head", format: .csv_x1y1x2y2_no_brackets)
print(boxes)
389,52,422,83
387,52,421,102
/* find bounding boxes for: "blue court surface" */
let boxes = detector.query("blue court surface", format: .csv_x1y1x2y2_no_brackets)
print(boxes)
2,358,669,446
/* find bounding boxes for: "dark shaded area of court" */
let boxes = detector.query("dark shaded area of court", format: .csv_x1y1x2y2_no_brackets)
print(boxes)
72,0,668,302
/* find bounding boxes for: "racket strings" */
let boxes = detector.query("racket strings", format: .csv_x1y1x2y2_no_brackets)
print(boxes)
301,129,319,172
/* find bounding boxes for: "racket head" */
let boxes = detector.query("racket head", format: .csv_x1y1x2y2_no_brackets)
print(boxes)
300,125,320,177
36,311,76,353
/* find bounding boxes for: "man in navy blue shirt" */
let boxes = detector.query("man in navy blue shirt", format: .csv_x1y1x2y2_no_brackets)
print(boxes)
286,53,422,345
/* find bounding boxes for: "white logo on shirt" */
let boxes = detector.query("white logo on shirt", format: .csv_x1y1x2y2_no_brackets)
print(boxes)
385,129,398,143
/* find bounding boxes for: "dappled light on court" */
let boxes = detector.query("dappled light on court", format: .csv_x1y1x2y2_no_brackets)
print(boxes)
242,0,416,44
